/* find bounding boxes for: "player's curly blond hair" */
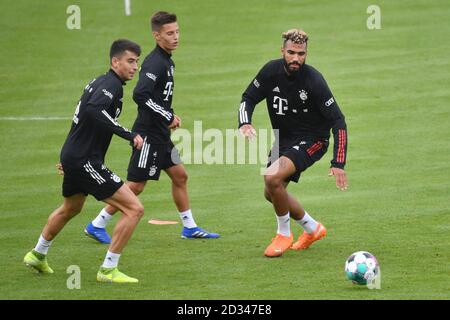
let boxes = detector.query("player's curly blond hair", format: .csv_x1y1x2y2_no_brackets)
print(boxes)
282,29,308,45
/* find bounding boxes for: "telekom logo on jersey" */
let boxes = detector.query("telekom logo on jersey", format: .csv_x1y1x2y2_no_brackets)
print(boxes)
163,82,173,101
273,96,288,115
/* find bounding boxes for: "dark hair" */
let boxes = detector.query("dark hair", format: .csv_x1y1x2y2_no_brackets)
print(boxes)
151,11,177,31
109,39,141,61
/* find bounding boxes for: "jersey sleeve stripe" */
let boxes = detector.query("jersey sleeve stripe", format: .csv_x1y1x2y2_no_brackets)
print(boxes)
145,99,172,121
101,110,131,132
337,130,342,162
239,102,249,124
239,103,244,123
337,129,346,163
101,110,119,126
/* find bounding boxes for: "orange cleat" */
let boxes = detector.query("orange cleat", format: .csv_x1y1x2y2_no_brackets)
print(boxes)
264,233,293,257
291,223,327,250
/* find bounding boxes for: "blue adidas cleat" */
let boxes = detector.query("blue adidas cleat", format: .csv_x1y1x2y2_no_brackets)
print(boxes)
84,222,111,244
181,226,220,239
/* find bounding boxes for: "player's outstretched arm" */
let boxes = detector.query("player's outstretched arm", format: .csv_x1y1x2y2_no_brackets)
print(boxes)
329,167,348,191
239,124,257,139
83,83,137,143
85,104,136,142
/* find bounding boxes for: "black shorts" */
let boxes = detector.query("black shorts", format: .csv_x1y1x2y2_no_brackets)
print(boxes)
62,161,124,201
267,139,329,183
127,139,182,182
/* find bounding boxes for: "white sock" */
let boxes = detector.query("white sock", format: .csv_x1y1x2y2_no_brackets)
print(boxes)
92,208,113,228
102,251,121,268
34,234,53,255
296,211,318,234
276,212,291,237
179,209,197,228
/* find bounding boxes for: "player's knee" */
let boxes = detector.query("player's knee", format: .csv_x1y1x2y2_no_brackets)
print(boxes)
129,203,144,220
264,189,272,202
134,185,145,196
264,175,283,191
71,206,83,215
68,201,85,214
57,205,81,221
173,171,188,187
128,183,145,196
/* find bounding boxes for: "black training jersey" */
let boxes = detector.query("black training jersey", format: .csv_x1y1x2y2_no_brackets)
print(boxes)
238,59,347,168
132,45,175,143
60,70,136,168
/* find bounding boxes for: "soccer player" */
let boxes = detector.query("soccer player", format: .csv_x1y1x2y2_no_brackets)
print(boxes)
84,11,219,243
238,29,348,258
24,39,146,283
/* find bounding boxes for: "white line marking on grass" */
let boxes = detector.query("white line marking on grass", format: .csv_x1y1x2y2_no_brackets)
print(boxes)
125,0,131,16
0,116,71,121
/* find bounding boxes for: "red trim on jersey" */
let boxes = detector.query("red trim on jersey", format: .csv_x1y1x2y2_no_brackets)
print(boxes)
337,129,346,163
307,141,323,156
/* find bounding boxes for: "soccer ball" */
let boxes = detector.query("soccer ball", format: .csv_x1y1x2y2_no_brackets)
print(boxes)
344,251,379,285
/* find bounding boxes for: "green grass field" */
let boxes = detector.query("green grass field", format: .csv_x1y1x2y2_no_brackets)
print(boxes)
1,0,449,300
